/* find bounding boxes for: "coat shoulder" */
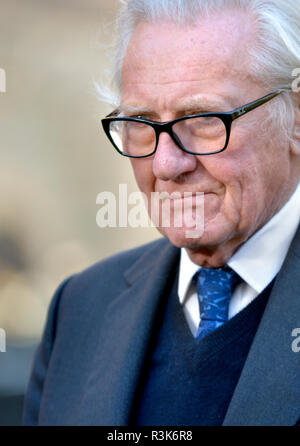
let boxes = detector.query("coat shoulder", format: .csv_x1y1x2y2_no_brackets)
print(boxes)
72,237,169,287
54,237,171,318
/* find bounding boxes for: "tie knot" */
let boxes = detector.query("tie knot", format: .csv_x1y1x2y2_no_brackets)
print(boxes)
194,266,240,293
193,267,240,332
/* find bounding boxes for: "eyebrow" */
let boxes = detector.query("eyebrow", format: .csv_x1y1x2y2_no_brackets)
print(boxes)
177,95,232,112
118,104,153,115
119,95,234,116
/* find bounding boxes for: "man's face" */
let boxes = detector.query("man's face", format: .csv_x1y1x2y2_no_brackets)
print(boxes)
121,11,297,266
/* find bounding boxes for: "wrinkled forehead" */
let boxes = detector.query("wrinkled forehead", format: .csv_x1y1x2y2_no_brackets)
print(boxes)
122,11,255,84
121,12,257,112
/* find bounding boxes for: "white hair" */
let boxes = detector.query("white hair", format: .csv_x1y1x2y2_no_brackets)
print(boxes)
96,0,300,139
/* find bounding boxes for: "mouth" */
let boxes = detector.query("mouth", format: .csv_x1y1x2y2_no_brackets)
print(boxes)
159,191,215,203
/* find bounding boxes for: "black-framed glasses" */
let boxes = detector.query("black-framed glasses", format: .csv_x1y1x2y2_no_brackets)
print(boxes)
101,89,288,158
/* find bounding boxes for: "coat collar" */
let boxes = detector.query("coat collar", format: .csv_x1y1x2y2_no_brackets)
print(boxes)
76,225,300,426
77,238,180,425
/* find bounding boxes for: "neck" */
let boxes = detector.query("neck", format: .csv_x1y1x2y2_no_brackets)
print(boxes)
185,237,245,268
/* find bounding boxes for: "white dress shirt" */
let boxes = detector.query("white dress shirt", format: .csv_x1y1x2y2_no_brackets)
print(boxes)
178,183,300,337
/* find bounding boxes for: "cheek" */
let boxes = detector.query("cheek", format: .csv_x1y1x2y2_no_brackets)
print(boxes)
210,125,270,189
201,135,268,217
201,151,247,192
205,126,291,225
131,158,155,196
229,115,290,178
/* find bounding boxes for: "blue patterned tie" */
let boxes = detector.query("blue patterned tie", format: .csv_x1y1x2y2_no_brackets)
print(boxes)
193,267,239,340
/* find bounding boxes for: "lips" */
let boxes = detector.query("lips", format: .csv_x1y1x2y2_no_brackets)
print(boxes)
157,191,212,200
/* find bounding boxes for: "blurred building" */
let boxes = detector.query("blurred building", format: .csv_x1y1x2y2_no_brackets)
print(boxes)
0,0,158,425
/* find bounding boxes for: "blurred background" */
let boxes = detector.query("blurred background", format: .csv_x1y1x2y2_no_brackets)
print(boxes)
0,0,158,425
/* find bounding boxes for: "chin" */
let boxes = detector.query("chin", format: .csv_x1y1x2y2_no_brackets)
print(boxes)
158,219,236,250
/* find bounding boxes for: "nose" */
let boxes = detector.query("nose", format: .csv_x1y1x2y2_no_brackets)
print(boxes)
152,132,197,181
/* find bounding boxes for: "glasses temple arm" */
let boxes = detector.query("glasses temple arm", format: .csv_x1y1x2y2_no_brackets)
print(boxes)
231,88,291,121
103,108,120,119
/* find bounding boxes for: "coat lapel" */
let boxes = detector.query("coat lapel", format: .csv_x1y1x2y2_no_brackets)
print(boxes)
73,227,300,425
223,226,300,426
77,239,179,425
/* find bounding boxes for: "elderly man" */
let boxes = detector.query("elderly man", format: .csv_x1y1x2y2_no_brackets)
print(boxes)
24,0,300,426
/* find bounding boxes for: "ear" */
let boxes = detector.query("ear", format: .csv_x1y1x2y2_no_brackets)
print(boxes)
290,93,300,155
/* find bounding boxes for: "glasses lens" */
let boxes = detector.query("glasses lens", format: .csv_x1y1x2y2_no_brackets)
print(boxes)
109,120,156,157
172,116,227,154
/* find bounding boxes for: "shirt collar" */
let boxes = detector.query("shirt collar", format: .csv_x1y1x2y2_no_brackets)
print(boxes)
178,183,300,303
178,247,200,304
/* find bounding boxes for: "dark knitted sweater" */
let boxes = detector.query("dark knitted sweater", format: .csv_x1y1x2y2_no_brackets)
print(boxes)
131,274,273,426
